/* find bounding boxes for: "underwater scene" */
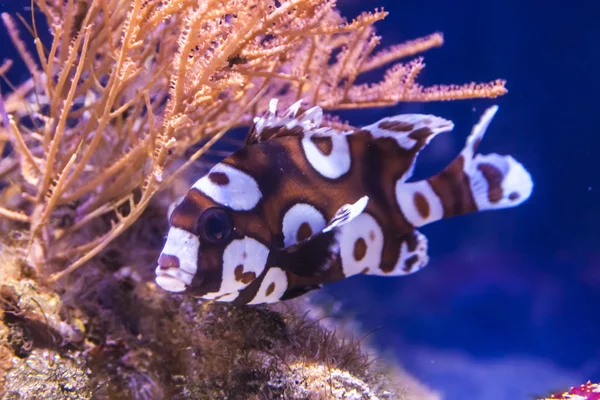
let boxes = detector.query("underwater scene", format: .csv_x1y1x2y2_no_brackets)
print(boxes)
0,0,597,399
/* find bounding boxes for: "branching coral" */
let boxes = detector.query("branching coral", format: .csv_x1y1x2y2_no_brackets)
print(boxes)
0,3,506,395
0,0,506,283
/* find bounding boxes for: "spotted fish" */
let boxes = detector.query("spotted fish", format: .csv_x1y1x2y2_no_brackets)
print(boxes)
155,99,533,304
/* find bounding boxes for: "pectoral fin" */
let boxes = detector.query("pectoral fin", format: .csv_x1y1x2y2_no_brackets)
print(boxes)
323,195,369,233
278,196,369,278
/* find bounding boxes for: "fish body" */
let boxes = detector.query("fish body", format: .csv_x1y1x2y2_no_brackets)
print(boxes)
155,99,533,304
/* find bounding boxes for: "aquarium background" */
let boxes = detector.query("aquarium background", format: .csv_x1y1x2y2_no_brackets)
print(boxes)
1,1,598,399
323,1,600,398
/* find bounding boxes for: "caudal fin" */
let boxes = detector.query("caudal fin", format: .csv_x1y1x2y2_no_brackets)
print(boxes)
396,106,533,227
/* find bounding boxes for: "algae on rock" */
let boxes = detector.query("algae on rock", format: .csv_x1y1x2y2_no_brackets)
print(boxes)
0,231,438,399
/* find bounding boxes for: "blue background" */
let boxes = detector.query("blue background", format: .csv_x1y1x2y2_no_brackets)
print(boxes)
324,1,600,398
1,1,598,398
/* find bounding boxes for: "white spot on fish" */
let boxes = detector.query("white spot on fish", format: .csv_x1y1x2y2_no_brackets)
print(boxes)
193,163,262,211
155,227,199,290
301,133,351,179
282,203,326,247
396,180,444,227
203,237,269,299
248,267,288,304
337,213,384,277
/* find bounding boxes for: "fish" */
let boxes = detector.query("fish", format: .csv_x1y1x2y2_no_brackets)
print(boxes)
155,99,533,305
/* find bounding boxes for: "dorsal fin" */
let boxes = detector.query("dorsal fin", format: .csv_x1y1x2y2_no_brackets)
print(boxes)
359,112,454,183
245,98,324,145
361,113,454,150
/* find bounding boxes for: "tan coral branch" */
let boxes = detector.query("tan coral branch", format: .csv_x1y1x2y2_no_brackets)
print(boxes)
37,25,92,204
1,13,41,78
0,59,13,76
360,32,444,73
0,206,29,223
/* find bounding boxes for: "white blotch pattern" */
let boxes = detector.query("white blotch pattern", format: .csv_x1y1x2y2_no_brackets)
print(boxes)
391,230,429,276
248,267,288,304
193,163,262,211
396,180,444,227
155,227,200,291
282,203,326,247
470,153,534,210
301,133,351,179
337,213,384,277
203,237,269,300
361,114,454,150
459,106,533,211
214,291,240,302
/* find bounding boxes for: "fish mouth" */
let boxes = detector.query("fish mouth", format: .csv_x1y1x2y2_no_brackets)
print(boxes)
155,253,195,293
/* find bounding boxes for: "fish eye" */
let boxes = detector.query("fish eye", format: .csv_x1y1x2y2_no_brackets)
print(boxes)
196,207,232,244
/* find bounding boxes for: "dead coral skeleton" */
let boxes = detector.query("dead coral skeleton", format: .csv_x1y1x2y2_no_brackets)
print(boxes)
1,348,91,399
282,361,386,399
0,0,506,282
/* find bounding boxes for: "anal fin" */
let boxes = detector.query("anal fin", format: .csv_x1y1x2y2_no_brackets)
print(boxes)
280,285,322,301
390,230,429,276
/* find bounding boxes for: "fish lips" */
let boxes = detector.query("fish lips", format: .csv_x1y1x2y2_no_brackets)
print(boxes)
155,253,198,292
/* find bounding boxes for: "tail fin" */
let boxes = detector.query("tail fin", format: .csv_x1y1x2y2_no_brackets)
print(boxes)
396,106,533,227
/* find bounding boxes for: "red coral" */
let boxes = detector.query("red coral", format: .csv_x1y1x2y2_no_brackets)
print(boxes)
544,381,600,400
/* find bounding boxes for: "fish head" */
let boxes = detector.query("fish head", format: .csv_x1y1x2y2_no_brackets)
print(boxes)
155,201,234,295
155,161,270,298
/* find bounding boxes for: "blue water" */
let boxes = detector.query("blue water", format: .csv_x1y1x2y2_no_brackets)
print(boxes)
1,1,598,398
324,1,600,398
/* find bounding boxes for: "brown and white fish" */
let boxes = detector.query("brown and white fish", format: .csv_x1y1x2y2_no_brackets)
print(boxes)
155,99,533,304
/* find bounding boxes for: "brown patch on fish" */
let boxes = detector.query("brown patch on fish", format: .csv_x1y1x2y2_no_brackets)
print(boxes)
378,121,414,132
408,127,433,141
413,192,430,219
477,163,504,203
296,222,313,242
353,238,367,261
234,265,256,284
310,136,334,155
428,155,478,218
403,255,419,272
208,172,230,186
